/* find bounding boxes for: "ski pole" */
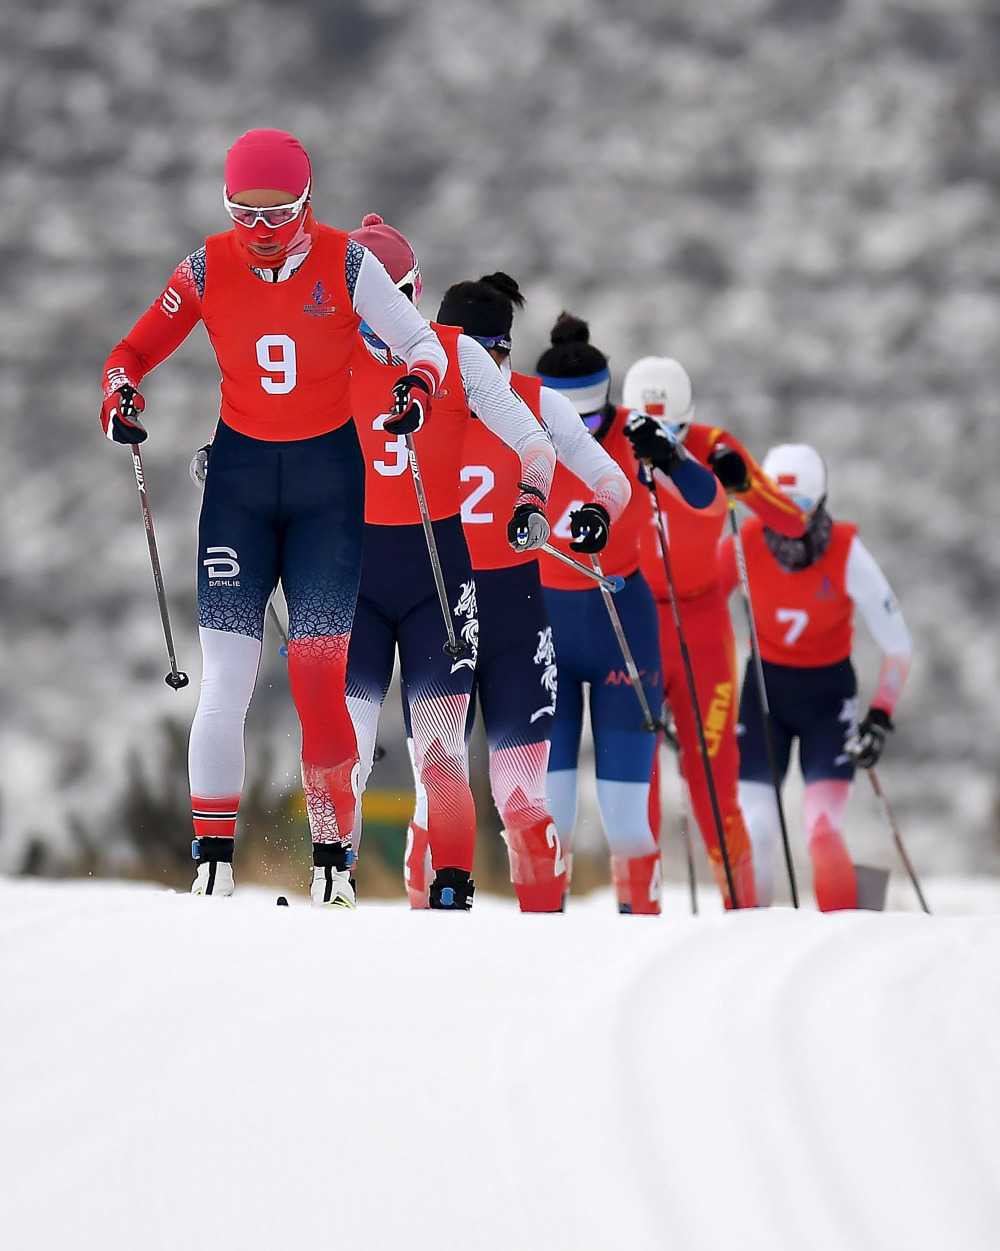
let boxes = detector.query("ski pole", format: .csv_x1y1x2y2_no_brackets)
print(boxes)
405,433,465,658
727,506,799,908
268,601,289,657
659,712,698,914
648,487,739,907
129,445,189,690
589,554,661,734
679,790,699,916
541,543,625,592
866,767,931,914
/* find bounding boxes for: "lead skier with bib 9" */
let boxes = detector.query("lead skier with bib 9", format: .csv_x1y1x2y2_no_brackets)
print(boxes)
718,444,913,910
99,129,448,903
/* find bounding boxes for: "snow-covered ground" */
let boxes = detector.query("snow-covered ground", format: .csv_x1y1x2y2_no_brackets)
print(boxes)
1,876,998,1251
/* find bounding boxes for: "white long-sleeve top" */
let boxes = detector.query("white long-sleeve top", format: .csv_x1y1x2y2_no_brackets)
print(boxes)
361,332,555,503
845,535,912,714
536,383,631,522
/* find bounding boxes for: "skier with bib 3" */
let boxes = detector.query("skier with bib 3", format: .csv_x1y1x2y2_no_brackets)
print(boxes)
346,222,556,911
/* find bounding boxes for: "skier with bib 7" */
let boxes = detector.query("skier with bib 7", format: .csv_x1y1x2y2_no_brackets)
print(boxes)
718,443,913,910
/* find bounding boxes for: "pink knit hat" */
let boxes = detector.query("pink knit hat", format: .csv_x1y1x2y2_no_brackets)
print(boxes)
224,129,311,198
349,213,418,285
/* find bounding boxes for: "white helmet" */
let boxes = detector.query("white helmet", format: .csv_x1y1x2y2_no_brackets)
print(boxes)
622,356,695,436
761,443,828,514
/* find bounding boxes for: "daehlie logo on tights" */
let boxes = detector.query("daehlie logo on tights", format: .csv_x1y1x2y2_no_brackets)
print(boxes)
204,546,241,586
303,280,337,317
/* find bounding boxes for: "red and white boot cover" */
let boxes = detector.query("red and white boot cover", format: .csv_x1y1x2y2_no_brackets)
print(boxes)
612,852,663,915
809,819,857,912
504,819,568,912
404,821,433,910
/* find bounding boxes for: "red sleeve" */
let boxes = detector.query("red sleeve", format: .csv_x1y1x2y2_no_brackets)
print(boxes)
102,254,204,396
716,534,738,598
708,429,807,538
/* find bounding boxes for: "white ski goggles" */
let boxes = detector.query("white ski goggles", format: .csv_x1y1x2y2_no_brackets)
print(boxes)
224,181,311,228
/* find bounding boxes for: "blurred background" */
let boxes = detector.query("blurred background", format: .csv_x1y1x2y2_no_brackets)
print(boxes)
0,0,998,899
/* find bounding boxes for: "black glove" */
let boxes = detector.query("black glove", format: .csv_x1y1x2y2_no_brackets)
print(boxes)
507,503,550,552
385,373,432,435
708,444,750,493
100,383,147,444
568,502,610,553
847,706,893,769
623,412,681,472
189,443,212,488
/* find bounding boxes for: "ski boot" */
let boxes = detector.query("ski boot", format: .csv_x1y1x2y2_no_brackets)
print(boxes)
311,841,356,909
190,836,235,897
428,867,475,911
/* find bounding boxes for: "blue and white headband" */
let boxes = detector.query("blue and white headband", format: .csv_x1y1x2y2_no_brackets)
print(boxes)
537,367,611,417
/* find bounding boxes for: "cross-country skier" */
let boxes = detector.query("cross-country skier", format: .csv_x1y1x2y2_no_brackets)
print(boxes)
623,356,808,908
100,130,448,904
401,272,633,911
718,443,912,910
535,317,717,913
346,222,556,911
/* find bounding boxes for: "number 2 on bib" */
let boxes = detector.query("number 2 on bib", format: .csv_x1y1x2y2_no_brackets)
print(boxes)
256,335,297,394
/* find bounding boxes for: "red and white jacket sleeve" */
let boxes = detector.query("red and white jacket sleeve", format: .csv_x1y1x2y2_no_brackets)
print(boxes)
846,536,912,717
539,386,630,521
458,336,555,506
707,428,807,538
102,253,204,397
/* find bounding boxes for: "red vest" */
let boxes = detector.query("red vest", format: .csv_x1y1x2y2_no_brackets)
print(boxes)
200,224,358,441
740,517,858,667
352,323,469,525
540,406,644,591
459,371,544,571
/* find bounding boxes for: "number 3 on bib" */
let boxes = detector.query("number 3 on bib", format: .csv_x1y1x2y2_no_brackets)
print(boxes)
372,412,409,477
257,335,297,394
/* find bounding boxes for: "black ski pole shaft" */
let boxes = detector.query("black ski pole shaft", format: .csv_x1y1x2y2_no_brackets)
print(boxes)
405,433,464,658
727,506,799,907
649,485,739,906
867,767,931,914
129,445,189,690
589,554,660,733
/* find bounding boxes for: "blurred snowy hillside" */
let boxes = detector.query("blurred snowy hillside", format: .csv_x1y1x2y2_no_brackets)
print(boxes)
0,0,998,880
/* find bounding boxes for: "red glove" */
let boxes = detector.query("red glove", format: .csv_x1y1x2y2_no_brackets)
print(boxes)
101,383,147,443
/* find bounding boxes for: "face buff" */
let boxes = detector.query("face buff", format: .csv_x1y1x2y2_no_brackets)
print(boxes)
764,504,833,571
223,128,315,267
